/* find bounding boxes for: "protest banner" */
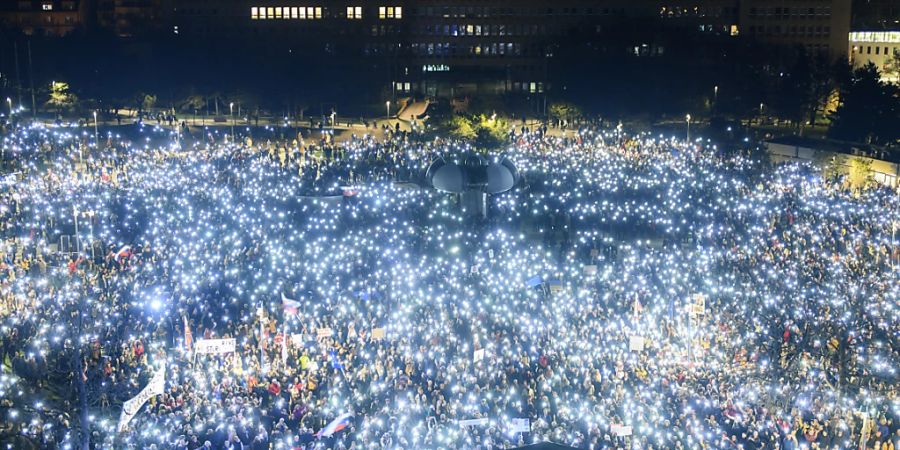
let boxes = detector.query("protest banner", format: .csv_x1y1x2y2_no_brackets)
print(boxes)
371,327,385,340
118,366,165,432
629,335,645,352
611,424,633,436
474,348,485,362
458,418,490,427
509,418,530,434
317,327,334,338
194,338,236,355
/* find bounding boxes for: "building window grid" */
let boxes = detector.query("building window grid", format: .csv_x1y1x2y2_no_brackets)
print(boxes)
250,6,323,20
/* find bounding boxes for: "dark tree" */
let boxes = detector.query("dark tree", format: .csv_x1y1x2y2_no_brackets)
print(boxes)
828,62,900,144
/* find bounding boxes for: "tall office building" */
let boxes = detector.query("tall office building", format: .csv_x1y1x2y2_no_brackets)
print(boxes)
0,0,87,37
739,0,852,59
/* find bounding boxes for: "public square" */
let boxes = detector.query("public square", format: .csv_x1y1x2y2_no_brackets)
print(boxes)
0,120,897,449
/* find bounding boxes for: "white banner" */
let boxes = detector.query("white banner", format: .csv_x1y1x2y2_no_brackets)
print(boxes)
194,338,236,355
458,418,490,427
611,424,633,436
474,348,486,362
509,418,531,434
629,335,645,352
118,366,166,432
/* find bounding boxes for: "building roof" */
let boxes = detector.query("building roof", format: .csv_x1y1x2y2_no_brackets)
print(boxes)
766,135,899,163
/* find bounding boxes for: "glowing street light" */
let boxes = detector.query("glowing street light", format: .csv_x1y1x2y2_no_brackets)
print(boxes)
93,110,99,144
685,114,691,142
229,102,235,141
6,98,11,116
386,101,391,119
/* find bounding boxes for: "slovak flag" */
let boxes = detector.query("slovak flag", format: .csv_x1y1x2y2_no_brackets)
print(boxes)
316,412,352,438
108,245,131,263
281,293,301,315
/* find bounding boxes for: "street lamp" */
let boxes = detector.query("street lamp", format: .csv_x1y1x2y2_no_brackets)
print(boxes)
93,110,99,145
386,100,391,118
229,102,235,141
6,98,11,116
713,86,718,113
331,110,336,133
685,114,691,142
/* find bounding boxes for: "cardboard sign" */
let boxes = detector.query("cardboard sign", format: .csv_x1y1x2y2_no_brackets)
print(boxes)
371,327,385,340
317,327,334,338
474,348,485,362
611,424,633,436
583,265,598,276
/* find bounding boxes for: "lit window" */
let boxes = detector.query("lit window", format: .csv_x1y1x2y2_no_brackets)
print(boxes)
315,7,322,18
274,7,282,18
42,3,53,11
379,6,401,19
298,7,306,19
291,7,298,18
267,7,274,18
730,24,739,36
251,7,259,19
347,6,362,19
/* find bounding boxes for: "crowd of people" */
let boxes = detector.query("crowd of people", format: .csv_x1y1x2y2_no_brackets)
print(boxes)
0,120,897,450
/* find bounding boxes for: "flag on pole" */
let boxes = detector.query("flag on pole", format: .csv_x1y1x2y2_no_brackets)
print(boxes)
316,412,352,438
183,316,193,352
281,293,301,315
260,318,268,350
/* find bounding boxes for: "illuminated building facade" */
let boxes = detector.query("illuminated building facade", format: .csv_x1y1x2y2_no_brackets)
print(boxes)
849,31,900,81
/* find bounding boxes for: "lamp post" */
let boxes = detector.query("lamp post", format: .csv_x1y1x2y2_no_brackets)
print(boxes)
685,114,691,142
229,102,235,141
6,97,11,116
386,100,391,119
93,111,99,145
330,110,336,134
713,86,718,113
